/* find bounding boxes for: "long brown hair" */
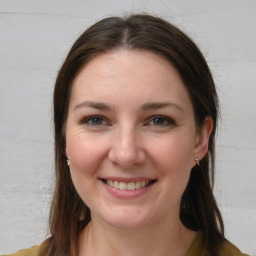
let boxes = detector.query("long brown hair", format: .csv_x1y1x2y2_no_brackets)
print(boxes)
48,14,224,256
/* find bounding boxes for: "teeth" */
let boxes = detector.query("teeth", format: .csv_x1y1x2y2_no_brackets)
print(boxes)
135,181,141,189
119,182,127,190
106,180,152,190
114,181,119,189
127,182,135,190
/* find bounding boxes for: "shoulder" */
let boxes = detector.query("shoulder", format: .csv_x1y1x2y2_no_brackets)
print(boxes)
1,239,51,256
219,239,250,256
186,232,250,256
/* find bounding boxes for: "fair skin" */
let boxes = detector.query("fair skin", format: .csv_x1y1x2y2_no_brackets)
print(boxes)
65,49,213,256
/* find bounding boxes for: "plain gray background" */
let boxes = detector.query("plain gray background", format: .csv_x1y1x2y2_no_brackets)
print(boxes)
0,0,255,255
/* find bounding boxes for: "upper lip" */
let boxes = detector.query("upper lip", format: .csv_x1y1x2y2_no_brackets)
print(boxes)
99,177,157,183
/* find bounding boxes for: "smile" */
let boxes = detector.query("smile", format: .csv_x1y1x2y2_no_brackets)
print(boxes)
104,180,154,191
100,178,157,199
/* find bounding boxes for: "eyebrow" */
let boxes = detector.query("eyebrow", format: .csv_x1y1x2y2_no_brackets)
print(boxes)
73,101,112,111
141,102,184,112
73,101,183,112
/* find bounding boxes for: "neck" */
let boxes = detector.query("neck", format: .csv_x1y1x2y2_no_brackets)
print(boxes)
78,215,196,256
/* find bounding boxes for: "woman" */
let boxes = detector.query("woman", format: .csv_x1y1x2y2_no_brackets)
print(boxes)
5,14,249,256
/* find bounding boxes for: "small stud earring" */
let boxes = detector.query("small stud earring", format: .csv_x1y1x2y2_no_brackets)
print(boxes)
194,157,200,166
67,156,70,166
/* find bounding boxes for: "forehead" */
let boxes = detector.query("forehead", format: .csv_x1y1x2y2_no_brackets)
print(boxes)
70,49,192,110
73,49,182,86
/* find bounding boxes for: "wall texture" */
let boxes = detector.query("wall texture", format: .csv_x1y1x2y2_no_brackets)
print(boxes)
0,0,255,255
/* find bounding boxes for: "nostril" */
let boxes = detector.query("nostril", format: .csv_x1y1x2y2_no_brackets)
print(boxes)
108,146,146,168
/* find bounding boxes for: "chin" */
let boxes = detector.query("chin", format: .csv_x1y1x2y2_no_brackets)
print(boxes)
94,207,153,230
106,217,148,230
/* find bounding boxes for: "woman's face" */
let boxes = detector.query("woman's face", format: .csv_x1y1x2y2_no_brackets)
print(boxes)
65,49,210,229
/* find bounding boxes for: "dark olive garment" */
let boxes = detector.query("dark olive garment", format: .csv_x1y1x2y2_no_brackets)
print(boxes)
186,232,250,256
2,232,250,256
1,238,50,256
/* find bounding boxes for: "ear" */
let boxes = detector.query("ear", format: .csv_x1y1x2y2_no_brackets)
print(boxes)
66,147,69,157
193,116,213,166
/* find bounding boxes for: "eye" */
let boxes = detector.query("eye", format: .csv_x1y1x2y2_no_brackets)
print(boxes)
147,115,176,127
81,115,108,126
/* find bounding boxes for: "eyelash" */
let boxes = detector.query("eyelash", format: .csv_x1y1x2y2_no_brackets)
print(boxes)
80,115,176,128
146,115,176,127
81,115,108,126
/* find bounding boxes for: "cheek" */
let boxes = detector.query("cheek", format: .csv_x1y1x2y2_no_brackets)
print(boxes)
67,134,107,174
148,134,195,175
67,136,105,205
152,137,194,203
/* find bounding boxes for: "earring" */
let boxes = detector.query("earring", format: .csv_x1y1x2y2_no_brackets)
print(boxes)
194,157,200,166
67,156,70,166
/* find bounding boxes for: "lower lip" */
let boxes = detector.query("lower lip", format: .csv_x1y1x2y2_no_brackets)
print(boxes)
101,180,155,199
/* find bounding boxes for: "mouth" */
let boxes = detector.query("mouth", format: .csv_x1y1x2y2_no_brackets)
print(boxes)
100,179,157,191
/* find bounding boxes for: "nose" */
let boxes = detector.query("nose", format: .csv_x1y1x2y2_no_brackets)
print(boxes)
108,125,146,169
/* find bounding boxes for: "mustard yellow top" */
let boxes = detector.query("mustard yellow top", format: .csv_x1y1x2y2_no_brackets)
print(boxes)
2,233,250,256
